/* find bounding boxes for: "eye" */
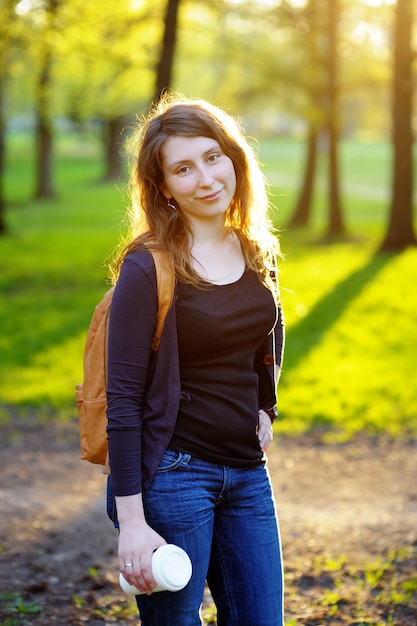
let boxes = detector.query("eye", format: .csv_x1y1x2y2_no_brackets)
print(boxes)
176,165,192,175
207,153,220,163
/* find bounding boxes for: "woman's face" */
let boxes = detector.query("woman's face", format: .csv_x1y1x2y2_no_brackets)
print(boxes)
160,135,237,226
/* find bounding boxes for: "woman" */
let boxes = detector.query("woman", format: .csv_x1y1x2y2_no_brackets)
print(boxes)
106,93,285,626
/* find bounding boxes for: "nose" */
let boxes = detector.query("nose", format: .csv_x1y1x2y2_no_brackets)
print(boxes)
197,165,214,187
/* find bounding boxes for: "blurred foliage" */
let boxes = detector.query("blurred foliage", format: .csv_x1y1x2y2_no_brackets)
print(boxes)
2,0,408,138
1,133,416,439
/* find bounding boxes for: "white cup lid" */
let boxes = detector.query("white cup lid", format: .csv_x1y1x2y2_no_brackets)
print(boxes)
153,544,192,591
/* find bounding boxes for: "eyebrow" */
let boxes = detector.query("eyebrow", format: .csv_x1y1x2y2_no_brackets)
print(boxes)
166,142,221,170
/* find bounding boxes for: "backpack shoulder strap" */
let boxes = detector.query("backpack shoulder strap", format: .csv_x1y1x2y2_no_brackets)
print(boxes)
150,249,175,351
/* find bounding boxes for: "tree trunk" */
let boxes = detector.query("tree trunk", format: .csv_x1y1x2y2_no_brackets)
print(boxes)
34,0,59,200
34,58,55,199
327,123,345,236
0,71,6,233
154,0,181,102
380,0,416,251
102,116,126,182
288,0,321,229
289,125,317,228
324,0,345,238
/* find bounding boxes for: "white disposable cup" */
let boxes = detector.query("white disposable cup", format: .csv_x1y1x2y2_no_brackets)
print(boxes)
119,544,192,595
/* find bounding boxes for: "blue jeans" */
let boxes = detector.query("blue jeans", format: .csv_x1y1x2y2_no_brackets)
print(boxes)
136,450,284,626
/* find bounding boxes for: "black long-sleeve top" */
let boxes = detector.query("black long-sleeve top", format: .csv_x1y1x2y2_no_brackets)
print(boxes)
171,268,278,467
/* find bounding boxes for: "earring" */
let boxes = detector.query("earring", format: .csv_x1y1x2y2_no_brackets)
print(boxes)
167,198,177,220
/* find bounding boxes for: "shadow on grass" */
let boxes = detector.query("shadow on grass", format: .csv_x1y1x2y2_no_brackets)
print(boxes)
283,251,397,373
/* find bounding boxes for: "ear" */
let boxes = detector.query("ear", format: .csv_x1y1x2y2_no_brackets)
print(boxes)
161,188,171,200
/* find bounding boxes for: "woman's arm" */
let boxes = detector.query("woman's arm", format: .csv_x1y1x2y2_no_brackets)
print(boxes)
106,254,157,495
106,254,166,589
256,303,284,450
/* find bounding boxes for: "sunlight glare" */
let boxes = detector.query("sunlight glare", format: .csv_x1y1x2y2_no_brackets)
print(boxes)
131,0,145,10
353,20,387,50
226,0,307,7
362,0,395,5
15,0,32,15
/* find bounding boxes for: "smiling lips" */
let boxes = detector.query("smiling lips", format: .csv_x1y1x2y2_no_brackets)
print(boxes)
198,188,224,201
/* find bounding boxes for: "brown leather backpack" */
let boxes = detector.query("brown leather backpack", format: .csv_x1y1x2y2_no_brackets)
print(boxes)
76,249,175,468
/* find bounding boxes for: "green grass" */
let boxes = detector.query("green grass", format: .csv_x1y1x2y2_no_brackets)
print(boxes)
277,241,417,439
1,132,124,416
1,133,416,438
259,138,417,439
260,139,410,237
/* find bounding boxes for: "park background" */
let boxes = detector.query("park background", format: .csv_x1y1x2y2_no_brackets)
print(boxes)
0,0,416,624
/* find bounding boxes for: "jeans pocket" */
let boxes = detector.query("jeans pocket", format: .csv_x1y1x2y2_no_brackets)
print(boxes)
156,450,190,474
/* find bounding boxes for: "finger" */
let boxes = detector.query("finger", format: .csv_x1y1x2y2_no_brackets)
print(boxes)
258,422,273,451
120,560,136,586
258,432,266,450
127,556,156,594
120,558,134,577
120,559,144,586
139,555,156,590
257,419,268,440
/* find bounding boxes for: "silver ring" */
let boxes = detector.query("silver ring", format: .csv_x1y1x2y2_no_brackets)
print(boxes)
125,563,133,568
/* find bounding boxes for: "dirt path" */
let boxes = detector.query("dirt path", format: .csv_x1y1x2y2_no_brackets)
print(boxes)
0,418,416,625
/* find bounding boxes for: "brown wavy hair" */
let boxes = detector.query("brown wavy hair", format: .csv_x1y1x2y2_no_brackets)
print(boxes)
110,92,281,292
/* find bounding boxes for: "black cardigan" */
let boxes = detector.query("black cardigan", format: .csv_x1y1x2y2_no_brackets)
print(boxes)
106,250,284,496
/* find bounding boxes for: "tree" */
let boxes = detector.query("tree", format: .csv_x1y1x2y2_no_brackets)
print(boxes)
288,0,322,228
99,0,181,179
380,0,416,251
62,0,164,181
0,73,5,234
323,0,346,238
285,0,346,237
154,0,181,102
34,0,61,199
0,0,23,232
99,0,182,180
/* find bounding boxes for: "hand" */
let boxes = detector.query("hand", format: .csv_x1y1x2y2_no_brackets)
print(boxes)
257,409,274,451
115,494,166,595
118,522,166,594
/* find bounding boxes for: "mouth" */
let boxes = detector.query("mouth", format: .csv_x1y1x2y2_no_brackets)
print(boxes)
197,188,223,201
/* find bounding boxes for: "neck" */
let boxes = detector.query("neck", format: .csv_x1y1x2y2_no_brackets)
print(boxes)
189,216,229,250
188,221,244,285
